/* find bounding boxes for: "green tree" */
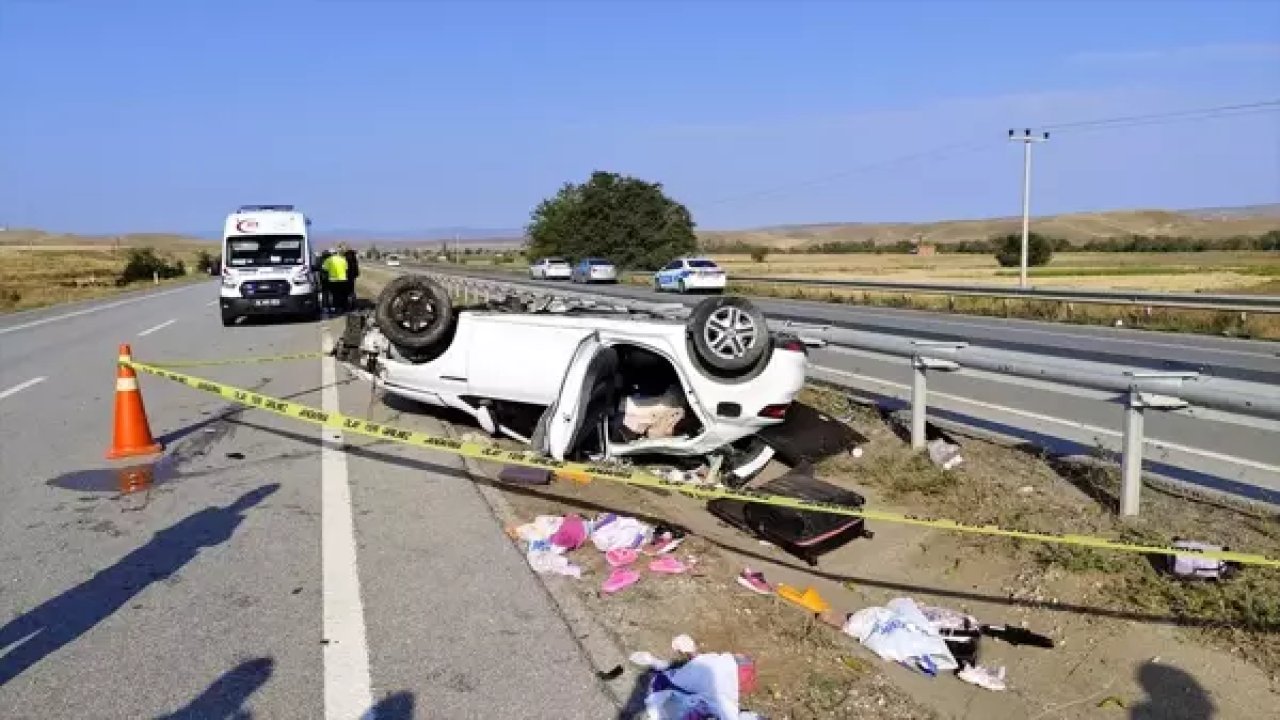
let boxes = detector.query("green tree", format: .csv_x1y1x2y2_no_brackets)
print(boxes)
525,171,697,270
749,246,769,263
194,249,214,273
994,232,1054,268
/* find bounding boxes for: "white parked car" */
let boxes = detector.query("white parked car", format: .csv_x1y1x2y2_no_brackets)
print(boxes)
336,275,808,477
653,257,728,294
385,255,402,267
529,257,572,280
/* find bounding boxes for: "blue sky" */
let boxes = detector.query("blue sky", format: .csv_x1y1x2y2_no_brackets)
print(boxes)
1,0,1277,234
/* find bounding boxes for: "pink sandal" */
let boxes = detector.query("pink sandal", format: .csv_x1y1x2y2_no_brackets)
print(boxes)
602,568,641,594
648,556,689,574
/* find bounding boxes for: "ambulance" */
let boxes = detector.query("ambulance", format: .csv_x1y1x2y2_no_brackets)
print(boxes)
218,205,320,326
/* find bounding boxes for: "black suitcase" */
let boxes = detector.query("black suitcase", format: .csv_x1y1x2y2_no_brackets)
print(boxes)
757,402,866,466
708,465,873,566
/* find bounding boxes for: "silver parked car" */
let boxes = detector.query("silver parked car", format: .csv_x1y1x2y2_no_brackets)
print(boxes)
571,257,618,284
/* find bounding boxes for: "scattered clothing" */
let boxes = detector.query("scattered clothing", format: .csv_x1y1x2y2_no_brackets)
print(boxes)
620,388,687,439
843,598,959,676
602,568,641,594
642,652,743,720
550,513,588,551
926,438,964,470
606,548,639,568
649,556,689,574
527,550,582,579
590,514,652,552
1166,539,1240,580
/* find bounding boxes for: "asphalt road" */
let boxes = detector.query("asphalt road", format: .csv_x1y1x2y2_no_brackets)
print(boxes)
424,266,1280,498
0,282,616,718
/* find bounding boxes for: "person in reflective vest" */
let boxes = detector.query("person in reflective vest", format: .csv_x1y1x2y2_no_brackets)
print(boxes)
321,250,350,314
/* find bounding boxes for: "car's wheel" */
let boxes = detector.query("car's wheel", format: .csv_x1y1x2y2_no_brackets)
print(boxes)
687,295,769,375
220,309,235,327
374,275,454,354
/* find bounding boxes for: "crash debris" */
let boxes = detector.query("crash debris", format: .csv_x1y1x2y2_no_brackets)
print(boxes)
513,514,694,595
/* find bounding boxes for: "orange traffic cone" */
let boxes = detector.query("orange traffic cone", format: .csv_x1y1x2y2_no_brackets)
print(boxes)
106,344,163,459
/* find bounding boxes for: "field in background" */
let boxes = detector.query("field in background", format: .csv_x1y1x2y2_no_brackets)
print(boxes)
0,244,214,313
699,205,1280,250
708,251,1280,293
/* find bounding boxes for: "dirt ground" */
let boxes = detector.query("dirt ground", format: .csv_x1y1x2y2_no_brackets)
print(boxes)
457,388,1280,720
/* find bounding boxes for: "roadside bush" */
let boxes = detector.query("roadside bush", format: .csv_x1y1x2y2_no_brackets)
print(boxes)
749,246,769,263
994,232,1054,267
117,247,186,285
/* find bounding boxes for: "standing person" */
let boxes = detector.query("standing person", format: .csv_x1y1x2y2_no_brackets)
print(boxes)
321,249,350,314
317,249,333,312
342,244,360,310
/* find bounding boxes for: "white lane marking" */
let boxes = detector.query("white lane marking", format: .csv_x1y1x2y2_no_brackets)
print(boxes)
320,330,373,719
0,284,204,336
206,300,219,307
0,377,46,401
137,319,176,337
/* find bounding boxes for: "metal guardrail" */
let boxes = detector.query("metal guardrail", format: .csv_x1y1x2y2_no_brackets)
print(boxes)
729,275,1280,314
416,271,1280,516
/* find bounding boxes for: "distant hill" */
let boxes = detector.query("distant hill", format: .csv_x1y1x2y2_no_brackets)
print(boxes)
698,204,1280,250
0,228,211,248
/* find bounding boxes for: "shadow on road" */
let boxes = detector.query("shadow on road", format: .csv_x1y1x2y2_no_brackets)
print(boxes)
156,657,274,719
0,484,279,687
155,656,413,720
1128,660,1216,720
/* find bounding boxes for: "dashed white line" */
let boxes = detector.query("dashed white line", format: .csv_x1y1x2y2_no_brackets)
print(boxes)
206,299,219,307
137,319,177,336
320,330,373,719
0,376,47,401
0,284,203,336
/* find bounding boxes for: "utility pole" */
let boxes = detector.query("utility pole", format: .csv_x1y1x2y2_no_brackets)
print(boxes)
1008,128,1049,289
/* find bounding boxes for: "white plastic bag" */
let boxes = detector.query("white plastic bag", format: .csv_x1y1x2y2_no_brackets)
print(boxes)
843,598,958,675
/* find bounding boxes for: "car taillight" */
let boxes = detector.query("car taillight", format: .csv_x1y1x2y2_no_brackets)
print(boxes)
758,403,790,419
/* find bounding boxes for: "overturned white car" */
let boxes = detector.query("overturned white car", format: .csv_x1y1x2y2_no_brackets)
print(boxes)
335,275,808,478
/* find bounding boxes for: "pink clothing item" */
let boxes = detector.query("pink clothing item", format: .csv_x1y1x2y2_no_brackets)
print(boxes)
606,548,639,568
648,556,689,574
602,568,641,594
550,513,587,550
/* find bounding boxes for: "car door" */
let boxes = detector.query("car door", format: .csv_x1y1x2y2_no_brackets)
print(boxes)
657,261,680,289
542,333,610,460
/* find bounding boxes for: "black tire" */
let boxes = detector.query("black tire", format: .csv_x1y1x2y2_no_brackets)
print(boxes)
687,295,769,375
221,310,235,327
374,275,454,353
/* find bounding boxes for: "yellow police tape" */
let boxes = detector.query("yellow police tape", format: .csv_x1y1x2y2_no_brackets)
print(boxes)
148,352,326,368
125,358,1280,569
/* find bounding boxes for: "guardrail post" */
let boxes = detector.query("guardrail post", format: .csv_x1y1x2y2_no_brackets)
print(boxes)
911,358,928,450
1120,391,1146,517
1117,374,1194,517
908,341,966,451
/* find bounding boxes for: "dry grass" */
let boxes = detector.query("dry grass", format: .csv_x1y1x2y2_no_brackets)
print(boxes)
0,245,212,313
802,387,1280,677
699,206,1280,249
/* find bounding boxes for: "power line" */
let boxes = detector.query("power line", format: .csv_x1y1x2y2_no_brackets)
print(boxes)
695,98,1280,209
1041,99,1280,131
